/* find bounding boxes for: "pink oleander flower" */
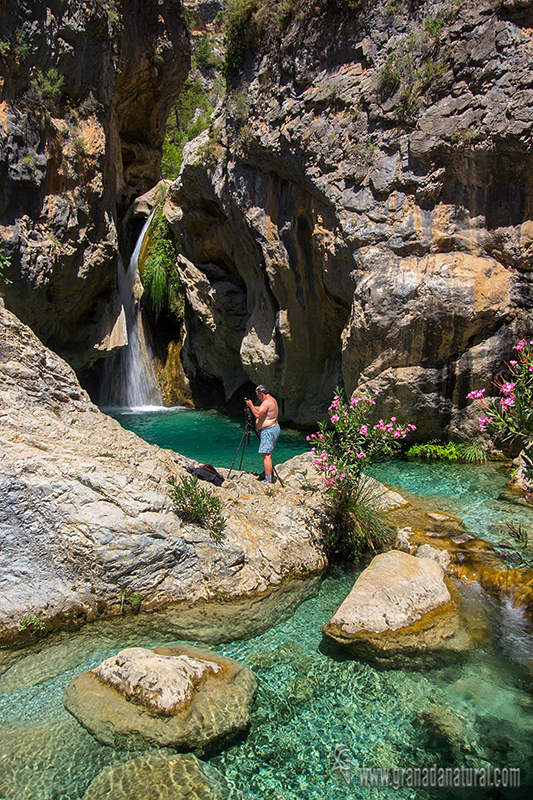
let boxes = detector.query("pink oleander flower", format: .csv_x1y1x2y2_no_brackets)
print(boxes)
509,360,517,367
500,382,516,396
359,425,368,435
331,413,340,423
372,388,379,395
500,396,515,411
467,389,485,400
391,416,396,421
513,339,526,351
479,416,490,430
357,451,366,458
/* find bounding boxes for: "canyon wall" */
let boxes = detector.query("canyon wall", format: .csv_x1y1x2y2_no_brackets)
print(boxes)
166,0,533,435
0,0,189,369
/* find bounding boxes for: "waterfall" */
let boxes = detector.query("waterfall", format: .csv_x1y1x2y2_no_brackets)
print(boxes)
99,210,163,410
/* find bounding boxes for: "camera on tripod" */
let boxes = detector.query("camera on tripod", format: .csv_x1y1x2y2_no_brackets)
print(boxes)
243,397,254,425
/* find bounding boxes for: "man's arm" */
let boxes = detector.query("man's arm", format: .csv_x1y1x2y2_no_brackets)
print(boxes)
246,398,267,425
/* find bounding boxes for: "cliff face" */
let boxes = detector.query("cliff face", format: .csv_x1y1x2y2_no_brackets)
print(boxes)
167,0,533,433
0,0,189,369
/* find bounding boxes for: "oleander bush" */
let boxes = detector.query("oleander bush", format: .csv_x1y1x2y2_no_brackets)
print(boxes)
467,337,533,497
308,389,416,562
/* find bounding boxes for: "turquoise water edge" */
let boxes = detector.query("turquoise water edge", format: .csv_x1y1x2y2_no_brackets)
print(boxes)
1,409,533,799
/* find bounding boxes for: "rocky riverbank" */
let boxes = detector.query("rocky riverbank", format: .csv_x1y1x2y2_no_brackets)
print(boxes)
0,302,330,644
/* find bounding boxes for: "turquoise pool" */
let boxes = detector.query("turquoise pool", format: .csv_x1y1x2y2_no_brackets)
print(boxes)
1,409,532,799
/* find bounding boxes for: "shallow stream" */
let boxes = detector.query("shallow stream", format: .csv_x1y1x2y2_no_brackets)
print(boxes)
1,410,533,799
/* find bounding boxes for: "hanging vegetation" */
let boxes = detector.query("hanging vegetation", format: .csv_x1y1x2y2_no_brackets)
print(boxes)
140,208,183,321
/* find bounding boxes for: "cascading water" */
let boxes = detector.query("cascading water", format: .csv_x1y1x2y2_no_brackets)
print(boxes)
99,210,163,410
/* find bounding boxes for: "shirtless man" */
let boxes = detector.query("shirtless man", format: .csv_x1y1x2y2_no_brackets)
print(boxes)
245,385,280,483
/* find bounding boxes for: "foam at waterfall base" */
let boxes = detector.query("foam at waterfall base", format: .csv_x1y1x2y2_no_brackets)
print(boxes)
100,405,187,414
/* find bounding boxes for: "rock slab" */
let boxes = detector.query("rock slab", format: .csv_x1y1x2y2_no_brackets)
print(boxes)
64,645,257,753
322,550,472,669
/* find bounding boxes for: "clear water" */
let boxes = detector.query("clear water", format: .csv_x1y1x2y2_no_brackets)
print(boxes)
369,460,533,551
106,407,309,473
1,571,532,799
2,409,533,799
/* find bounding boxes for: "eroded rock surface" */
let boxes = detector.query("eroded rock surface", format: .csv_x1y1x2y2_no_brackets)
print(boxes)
0,304,327,641
64,644,257,751
322,549,473,668
165,0,533,433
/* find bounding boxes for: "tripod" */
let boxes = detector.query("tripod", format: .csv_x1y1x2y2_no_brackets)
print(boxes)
228,409,284,486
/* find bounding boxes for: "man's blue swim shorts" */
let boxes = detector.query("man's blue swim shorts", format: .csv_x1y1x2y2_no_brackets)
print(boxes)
258,424,280,454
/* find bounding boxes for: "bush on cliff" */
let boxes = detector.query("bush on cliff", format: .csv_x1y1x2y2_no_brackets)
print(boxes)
162,78,219,179
308,390,416,562
28,68,64,111
141,207,182,321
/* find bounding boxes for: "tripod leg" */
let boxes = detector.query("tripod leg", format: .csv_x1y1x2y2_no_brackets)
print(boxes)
272,464,284,488
228,429,248,479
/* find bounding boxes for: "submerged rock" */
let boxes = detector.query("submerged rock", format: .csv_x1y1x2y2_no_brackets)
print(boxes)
82,753,241,800
64,645,257,752
322,550,473,669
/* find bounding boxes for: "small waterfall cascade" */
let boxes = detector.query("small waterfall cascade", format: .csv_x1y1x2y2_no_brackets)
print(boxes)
99,210,163,409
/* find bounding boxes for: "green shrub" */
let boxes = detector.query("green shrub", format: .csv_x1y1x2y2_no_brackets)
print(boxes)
407,440,487,464
30,68,64,110
424,16,444,40
222,0,258,76
161,79,216,180
0,251,12,294
167,474,226,541
321,478,395,563
456,441,488,464
380,53,402,93
194,34,221,69
18,613,46,634
121,590,143,614
161,139,183,180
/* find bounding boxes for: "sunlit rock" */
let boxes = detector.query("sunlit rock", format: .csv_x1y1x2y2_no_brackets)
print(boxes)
322,550,473,669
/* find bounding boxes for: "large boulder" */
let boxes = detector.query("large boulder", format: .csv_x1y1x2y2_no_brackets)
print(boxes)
82,753,241,800
64,645,257,753
322,550,473,669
